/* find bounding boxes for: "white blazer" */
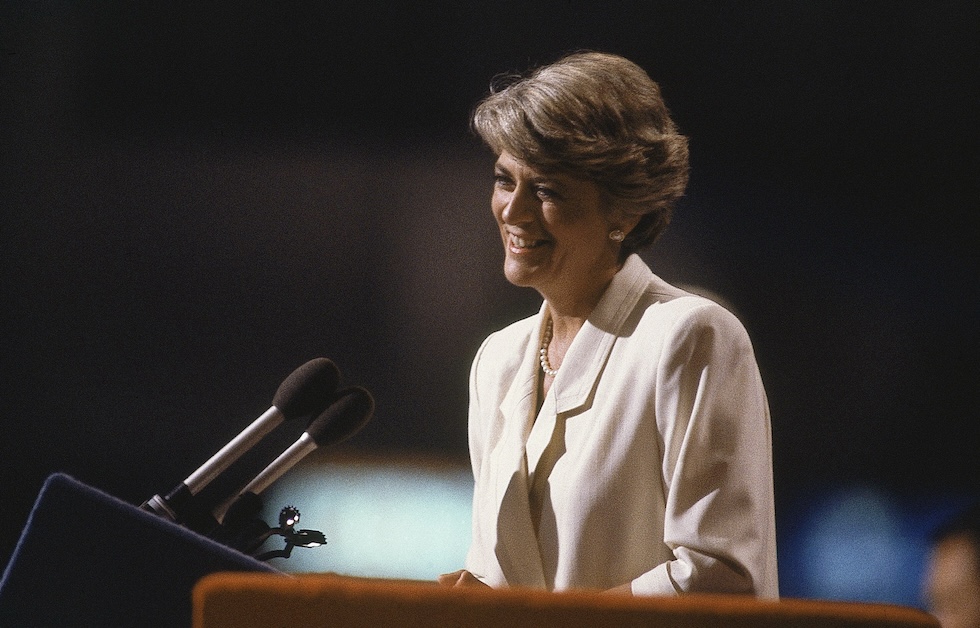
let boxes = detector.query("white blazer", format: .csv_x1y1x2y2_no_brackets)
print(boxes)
464,255,778,597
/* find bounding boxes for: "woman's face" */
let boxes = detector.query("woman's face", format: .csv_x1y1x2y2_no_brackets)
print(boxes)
491,151,622,301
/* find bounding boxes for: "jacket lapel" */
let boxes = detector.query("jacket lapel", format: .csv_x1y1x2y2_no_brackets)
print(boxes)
492,307,548,587
552,255,651,415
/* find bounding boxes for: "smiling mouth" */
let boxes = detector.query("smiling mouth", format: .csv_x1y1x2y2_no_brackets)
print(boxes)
509,234,548,250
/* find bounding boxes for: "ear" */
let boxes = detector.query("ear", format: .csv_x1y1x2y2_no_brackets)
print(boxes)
615,212,643,237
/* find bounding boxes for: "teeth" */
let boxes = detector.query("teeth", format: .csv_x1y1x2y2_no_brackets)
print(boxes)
512,235,539,248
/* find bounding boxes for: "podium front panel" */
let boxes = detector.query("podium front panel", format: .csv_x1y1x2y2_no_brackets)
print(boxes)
0,473,278,627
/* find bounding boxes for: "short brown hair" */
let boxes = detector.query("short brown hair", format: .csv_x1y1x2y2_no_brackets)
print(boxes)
472,51,690,259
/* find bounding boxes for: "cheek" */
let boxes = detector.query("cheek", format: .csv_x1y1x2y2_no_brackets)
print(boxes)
490,194,506,223
551,215,610,247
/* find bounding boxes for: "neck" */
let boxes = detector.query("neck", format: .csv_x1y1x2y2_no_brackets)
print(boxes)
541,263,619,326
541,269,619,349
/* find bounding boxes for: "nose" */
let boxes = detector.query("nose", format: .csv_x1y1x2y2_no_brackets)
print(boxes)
499,185,536,226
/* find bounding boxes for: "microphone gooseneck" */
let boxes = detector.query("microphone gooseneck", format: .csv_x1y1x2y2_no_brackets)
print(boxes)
234,386,376,500
140,358,341,527
210,385,376,552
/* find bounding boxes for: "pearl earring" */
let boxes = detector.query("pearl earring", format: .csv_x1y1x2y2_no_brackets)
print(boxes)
609,229,625,242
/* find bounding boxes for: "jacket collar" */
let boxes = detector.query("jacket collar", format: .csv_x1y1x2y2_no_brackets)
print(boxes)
498,254,653,425
498,255,653,422
550,254,652,415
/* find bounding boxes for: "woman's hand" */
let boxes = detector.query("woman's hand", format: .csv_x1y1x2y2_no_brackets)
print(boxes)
437,569,490,588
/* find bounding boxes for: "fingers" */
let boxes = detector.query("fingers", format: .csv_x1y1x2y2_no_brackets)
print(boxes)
436,569,490,588
437,569,467,586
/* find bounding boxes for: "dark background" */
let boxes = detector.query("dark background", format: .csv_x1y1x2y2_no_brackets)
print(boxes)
2,0,977,594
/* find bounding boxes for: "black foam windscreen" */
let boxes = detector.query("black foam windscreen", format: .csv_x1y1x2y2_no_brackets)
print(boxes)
307,386,375,447
272,358,341,419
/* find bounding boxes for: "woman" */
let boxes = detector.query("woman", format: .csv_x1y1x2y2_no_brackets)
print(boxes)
439,52,778,597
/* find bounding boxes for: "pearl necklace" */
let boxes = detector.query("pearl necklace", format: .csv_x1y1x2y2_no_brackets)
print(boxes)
539,319,560,377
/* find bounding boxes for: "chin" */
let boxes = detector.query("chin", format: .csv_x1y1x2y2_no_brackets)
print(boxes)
503,262,539,289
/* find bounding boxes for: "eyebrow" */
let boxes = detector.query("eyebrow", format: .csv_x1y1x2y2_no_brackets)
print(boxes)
493,160,515,176
494,161,567,189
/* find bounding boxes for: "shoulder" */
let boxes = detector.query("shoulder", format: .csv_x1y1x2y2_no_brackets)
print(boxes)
617,257,746,334
484,314,539,351
632,278,755,355
471,313,538,378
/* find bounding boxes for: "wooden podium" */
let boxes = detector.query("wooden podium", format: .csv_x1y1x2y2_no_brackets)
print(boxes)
194,572,940,628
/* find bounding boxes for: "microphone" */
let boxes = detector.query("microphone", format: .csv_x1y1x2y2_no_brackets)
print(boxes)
216,386,375,526
141,358,341,524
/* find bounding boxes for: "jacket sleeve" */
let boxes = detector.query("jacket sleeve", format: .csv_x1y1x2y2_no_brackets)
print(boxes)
631,302,778,598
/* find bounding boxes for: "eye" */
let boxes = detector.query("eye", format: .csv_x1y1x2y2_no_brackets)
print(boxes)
534,185,559,200
493,172,514,190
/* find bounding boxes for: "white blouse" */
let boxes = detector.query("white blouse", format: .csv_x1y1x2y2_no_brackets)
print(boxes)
464,255,778,597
